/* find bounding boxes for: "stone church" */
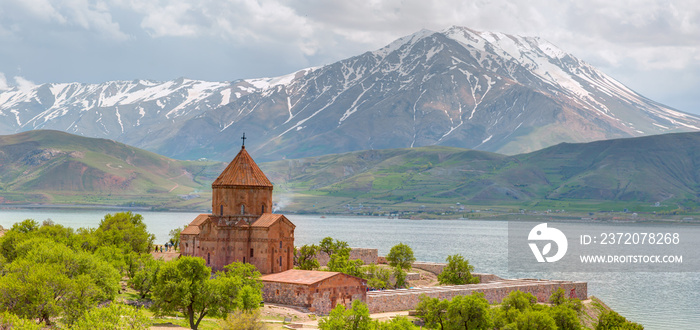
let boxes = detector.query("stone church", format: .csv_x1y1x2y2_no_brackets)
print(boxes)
179,140,295,274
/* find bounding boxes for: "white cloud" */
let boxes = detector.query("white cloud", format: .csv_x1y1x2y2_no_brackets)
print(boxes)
0,73,9,91
3,0,128,41
14,76,36,93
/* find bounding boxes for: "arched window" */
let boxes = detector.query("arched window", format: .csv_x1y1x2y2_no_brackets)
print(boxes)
261,204,265,213
207,253,210,265
240,204,245,215
220,205,224,216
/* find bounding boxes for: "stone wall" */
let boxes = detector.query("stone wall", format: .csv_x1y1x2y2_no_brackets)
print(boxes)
410,262,498,283
366,279,587,313
411,262,446,275
316,248,378,266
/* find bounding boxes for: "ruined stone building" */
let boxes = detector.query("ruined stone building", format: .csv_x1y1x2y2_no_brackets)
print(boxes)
179,143,295,274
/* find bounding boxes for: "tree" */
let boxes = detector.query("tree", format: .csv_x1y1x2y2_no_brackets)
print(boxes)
386,243,415,271
446,293,492,330
596,311,644,330
151,257,263,330
327,249,364,277
128,255,163,299
319,237,350,257
392,267,407,289
0,239,120,326
95,212,155,254
516,310,557,330
416,295,450,330
549,305,581,330
362,264,391,289
549,287,567,306
437,254,479,285
169,226,184,250
500,290,537,324
295,244,320,270
71,303,150,330
318,300,373,330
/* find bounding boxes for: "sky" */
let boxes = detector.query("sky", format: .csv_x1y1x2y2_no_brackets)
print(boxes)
0,0,699,114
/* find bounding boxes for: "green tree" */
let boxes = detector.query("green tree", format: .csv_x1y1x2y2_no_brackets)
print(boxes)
437,254,479,285
295,244,320,270
446,292,492,330
0,239,120,326
596,311,644,330
318,300,373,330
415,295,449,330
516,310,557,330
549,287,567,306
392,267,407,289
501,290,537,324
94,245,127,274
95,212,155,254
362,263,391,289
151,257,262,330
319,237,350,257
71,303,150,330
222,262,263,291
549,305,581,330
169,226,184,250
0,219,40,262
386,243,415,271
327,249,364,277
128,255,163,299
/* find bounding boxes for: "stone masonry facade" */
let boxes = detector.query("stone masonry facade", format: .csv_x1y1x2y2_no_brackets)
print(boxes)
366,279,588,313
261,270,367,315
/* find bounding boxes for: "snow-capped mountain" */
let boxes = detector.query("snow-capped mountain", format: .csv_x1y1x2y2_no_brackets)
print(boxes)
1,26,699,161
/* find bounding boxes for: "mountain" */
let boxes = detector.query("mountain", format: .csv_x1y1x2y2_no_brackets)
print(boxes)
259,131,700,212
1,26,699,161
0,130,222,209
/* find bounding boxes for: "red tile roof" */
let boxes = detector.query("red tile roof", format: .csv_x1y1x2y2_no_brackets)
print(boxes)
212,146,272,187
181,214,210,235
260,269,343,285
251,213,294,228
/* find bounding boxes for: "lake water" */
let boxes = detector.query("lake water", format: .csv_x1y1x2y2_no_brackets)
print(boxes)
1,209,698,329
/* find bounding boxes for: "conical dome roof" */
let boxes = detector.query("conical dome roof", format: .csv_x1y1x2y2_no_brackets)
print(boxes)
212,146,272,187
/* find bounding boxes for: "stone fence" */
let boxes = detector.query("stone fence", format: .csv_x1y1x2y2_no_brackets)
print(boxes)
366,278,587,313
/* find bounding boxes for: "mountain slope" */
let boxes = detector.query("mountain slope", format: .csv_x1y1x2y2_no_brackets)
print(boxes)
1,27,699,162
0,130,221,208
259,132,700,211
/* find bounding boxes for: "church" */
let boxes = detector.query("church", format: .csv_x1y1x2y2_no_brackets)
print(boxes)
179,136,295,274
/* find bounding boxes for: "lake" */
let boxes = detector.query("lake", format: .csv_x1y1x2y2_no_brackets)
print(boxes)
1,209,698,329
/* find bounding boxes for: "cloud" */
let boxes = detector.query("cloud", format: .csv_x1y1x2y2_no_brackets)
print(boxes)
1,0,128,41
14,76,37,93
0,73,9,91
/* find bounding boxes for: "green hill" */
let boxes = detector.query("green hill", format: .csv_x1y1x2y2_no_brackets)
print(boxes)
0,130,222,210
3,130,699,215
260,132,700,214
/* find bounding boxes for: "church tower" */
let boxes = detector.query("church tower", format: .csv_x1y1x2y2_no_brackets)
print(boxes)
211,144,273,219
